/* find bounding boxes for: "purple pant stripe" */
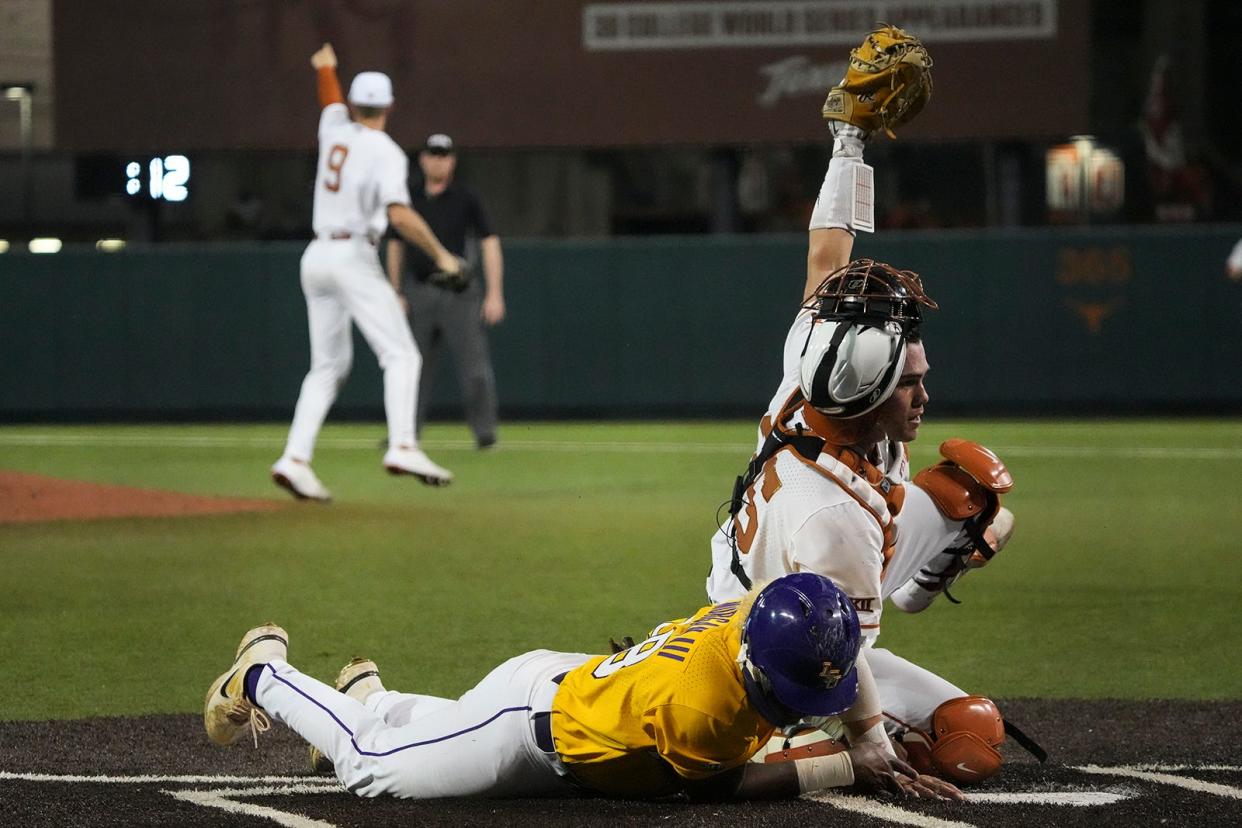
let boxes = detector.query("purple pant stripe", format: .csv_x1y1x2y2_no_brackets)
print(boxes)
266,665,532,758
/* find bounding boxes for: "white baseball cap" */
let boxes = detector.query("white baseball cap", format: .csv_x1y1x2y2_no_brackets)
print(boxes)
348,72,393,107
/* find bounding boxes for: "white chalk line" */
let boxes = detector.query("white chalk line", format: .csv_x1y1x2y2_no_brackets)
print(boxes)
968,791,1133,806
1075,765,1242,799
808,791,974,827
164,785,338,828
1126,763,1242,772
0,771,338,785
2,432,1241,460
0,773,344,828
1,770,1232,828
808,786,1136,826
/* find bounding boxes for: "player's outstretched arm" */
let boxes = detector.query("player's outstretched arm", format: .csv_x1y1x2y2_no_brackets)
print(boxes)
388,203,460,275
806,229,856,302
683,742,958,801
805,121,872,301
804,128,870,301
806,26,932,301
310,43,344,109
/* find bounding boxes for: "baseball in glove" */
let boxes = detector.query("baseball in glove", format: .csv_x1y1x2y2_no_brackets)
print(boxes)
428,256,473,292
821,25,932,138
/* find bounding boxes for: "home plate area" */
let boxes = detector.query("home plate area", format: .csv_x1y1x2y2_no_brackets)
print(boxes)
3,700,1239,826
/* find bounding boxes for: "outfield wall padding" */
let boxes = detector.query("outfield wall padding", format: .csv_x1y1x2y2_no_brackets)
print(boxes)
2,226,1240,419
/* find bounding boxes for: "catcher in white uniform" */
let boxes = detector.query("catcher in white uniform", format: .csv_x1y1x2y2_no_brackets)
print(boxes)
706,27,1025,786
272,43,460,501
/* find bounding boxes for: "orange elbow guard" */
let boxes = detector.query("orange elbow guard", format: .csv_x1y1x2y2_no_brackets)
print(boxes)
914,439,1013,525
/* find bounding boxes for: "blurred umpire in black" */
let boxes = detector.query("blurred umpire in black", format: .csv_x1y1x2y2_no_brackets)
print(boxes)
386,133,505,449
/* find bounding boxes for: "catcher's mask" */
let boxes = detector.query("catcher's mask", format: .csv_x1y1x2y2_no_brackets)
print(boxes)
799,259,937,418
739,573,862,723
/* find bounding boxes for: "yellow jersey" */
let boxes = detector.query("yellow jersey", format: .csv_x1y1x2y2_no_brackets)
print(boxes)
550,601,776,798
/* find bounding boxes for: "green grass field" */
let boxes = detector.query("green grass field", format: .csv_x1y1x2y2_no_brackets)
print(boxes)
2,418,1240,721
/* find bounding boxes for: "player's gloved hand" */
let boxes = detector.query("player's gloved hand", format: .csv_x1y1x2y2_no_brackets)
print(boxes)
822,25,932,139
429,256,473,293
608,636,636,654
434,253,464,275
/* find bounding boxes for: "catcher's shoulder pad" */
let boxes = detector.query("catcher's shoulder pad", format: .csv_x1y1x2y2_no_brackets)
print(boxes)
914,439,1011,524
928,695,1005,783
938,439,1014,493
914,464,991,522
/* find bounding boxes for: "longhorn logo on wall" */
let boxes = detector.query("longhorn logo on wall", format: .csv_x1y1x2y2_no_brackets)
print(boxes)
1055,246,1133,334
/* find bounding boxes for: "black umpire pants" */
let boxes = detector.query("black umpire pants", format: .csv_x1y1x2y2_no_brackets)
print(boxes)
403,278,498,443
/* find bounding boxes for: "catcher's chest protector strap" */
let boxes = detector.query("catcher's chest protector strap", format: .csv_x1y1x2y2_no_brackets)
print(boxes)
726,393,900,590
727,402,827,591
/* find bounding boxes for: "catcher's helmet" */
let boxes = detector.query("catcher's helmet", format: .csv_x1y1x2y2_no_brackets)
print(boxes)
799,259,937,418
740,572,862,719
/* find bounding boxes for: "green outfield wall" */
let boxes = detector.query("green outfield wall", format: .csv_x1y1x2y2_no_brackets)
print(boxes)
2,226,1240,420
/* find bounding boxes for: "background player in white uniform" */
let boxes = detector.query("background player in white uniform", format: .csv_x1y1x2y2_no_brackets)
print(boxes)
1227,236,1242,280
203,574,961,801
705,27,1019,785
272,43,461,501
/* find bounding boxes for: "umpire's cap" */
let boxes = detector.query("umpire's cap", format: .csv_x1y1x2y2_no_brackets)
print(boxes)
424,134,455,155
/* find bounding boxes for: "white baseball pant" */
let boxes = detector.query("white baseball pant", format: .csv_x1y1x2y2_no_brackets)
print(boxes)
874,481,976,733
283,238,421,461
253,649,590,799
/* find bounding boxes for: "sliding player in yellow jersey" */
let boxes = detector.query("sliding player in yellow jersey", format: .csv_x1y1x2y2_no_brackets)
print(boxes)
205,573,961,801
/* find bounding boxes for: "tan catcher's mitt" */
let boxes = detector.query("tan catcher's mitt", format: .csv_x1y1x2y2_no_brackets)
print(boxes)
822,25,933,138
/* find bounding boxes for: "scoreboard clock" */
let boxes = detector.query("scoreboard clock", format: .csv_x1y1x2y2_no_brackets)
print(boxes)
77,154,191,202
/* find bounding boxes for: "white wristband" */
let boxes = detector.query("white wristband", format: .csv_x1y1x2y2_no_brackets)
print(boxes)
795,750,855,792
808,155,874,234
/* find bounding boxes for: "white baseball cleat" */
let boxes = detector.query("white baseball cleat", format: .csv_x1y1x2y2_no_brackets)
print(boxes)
309,657,387,773
204,623,289,747
271,457,332,502
335,657,386,703
382,447,453,487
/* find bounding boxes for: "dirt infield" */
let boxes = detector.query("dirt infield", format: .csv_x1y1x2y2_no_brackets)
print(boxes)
0,470,281,524
2,699,1239,826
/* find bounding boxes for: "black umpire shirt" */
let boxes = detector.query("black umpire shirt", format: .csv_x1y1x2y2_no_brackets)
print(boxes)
391,179,495,284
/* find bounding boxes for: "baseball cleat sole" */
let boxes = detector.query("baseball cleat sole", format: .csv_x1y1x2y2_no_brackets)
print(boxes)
384,465,452,487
